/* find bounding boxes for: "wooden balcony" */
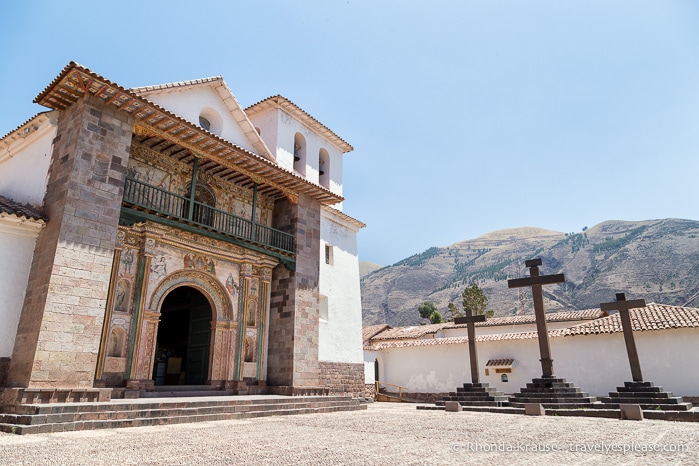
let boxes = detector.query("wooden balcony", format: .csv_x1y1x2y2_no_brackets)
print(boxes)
120,177,295,259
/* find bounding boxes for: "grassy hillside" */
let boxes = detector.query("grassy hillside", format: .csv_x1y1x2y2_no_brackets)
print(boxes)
361,219,699,326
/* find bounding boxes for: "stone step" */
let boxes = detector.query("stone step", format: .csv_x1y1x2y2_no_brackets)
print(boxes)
512,391,592,399
455,387,500,394
436,400,508,407
622,381,656,388
0,396,364,435
443,396,510,403
508,401,597,409
518,387,582,394
598,397,688,406
143,390,236,398
509,396,597,405
595,402,693,411
607,391,673,399
615,386,664,393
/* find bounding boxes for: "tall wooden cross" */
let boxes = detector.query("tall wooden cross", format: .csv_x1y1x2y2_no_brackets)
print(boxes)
454,310,486,384
507,258,565,378
600,293,647,382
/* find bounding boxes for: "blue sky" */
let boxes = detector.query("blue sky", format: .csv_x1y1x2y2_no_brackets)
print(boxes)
2,1,698,265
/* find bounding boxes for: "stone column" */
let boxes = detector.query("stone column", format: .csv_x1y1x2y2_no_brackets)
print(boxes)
7,96,133,389
267,194,321,388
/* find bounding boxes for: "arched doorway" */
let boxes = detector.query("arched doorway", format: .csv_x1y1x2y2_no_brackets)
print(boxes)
153,286,212,386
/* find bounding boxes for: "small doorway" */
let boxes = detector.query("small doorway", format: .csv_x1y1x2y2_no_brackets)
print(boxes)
153,286,212,386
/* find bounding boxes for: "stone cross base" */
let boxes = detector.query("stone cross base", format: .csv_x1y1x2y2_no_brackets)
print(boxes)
437,382,509,408
599,381,693,411
508,377,597,409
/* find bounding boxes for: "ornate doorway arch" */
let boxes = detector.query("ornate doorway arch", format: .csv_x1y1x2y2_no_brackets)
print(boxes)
153,286,212,385
130,270,237,388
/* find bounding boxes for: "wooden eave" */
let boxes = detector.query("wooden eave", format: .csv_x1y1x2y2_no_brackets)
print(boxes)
34,62,344,205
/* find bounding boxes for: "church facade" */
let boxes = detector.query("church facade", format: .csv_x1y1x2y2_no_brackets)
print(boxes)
0,62,365,403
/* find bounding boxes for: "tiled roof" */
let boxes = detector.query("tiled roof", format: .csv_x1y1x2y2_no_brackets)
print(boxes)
457,308,606,328
0,196,46,221
245,95,353,153
486,359,514,367
369,322,451,341
33,62,343,206
363,324,390,343
364,303,699,351
561,303,699,336
130,76,224,93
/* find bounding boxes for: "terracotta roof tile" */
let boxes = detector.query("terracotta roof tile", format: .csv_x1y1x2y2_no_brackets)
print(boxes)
461,308,606,328
363,324,390,343
0,196,46,221
486,358,514,367
562,303,699,336
370,323,450,341
364,303,699,351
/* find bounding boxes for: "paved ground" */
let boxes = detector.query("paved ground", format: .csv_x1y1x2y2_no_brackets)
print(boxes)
0,402,697,465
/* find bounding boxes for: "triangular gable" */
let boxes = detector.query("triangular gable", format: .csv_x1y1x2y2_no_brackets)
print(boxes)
132,77,275,162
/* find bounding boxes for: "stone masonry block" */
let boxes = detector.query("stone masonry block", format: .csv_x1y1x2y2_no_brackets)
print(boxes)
620,404,644,421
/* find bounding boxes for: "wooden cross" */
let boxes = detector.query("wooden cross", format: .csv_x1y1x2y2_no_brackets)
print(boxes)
600,293,646,382
454,310,486,384
507,258,565,378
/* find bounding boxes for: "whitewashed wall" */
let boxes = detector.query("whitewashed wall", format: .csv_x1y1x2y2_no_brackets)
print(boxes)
0,119,55,207
143,87,257,153
318,207,363,364
371,328,699,397
0,218,43,357
249,107,345,207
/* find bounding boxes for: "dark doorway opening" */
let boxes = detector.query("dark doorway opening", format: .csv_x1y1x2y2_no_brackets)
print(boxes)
153,286,212,386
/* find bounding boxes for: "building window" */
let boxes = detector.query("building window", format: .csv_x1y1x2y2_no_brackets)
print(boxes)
198,108,222,135
325,244,333,265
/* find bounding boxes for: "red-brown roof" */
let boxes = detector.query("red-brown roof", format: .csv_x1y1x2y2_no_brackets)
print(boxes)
364,303,699,351
0,196,46,222
562,303,699,336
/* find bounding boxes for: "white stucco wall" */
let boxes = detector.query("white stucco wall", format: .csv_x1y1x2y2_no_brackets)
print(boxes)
371,328,699,397
364,350,379,385
250,108,345,207
0,218,43,357
0,119,55,207
318,208,363,364
143,87,257,153
248,110,279,166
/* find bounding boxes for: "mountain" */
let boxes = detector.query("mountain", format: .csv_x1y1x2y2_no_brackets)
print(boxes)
361,219,699,327
359,261,383,278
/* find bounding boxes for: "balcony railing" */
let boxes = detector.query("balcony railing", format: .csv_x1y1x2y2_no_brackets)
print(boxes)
122,177,295,255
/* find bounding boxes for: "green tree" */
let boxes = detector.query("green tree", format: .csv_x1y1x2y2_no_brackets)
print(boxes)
418,301,444,324
418,301,437,320
429,310,443,324
449,283,494,319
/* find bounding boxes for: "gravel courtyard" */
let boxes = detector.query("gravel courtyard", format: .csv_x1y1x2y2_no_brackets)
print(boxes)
0,402,696,465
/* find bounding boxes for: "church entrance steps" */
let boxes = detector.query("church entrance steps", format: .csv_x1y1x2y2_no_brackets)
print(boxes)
143,385,236,398
0,395,366,435
508,377,598,409
598,381,693,411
